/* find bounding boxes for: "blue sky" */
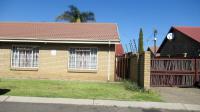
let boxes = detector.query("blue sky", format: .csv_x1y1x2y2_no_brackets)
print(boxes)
1,0,200,52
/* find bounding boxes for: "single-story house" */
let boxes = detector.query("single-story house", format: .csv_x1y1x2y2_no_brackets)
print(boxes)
0,22,120,81
158,26,200,58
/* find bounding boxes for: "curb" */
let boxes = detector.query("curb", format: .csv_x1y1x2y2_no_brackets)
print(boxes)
1,96,200,111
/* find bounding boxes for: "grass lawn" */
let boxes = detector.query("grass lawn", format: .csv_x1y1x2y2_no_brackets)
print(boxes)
0,79,161,102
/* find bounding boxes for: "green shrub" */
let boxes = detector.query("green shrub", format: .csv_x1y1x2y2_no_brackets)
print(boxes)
123,80,141,91
123,80,156,93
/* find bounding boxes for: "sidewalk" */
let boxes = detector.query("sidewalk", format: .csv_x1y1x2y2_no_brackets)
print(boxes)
0,96,200,111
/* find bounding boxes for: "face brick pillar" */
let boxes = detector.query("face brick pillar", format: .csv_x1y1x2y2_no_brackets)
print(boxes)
139,51,151,90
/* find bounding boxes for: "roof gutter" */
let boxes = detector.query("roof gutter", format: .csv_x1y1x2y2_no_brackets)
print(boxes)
0,39,120,44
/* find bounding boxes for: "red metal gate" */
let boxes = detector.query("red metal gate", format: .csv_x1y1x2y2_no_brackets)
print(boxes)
150,58,200,87
196,59,200,85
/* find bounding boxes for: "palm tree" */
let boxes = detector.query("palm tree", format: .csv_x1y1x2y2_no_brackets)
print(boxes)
56,5,95,23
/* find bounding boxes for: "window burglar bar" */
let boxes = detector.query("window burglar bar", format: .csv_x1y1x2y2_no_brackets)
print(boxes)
12,46,39,68
69,48,97,70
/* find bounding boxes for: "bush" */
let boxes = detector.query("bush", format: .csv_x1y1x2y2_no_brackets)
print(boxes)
123,80,140,91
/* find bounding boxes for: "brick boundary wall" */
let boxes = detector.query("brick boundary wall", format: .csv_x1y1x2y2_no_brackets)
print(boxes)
129,51,151,89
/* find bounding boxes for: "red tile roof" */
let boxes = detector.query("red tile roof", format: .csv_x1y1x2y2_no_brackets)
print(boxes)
115,44,124,56
157,26,200,53
174,26,200,43
0,22,119,41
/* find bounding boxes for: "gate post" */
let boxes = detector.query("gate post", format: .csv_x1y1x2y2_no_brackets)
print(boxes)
194,59,198,85
139,51,151,90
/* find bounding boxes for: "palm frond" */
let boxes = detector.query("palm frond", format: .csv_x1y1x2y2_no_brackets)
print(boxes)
69,5,80,20
56,11,73,22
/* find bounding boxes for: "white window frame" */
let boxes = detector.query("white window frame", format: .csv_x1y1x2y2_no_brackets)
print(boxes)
11,45,39,69
68,47,98,71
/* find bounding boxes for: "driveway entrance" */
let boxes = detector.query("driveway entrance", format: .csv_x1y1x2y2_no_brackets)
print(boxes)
152,87,200,105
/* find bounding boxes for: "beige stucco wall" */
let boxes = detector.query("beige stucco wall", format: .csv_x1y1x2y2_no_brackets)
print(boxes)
0,42,115,81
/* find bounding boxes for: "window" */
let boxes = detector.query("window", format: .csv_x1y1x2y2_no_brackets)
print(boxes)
11,46,39,68
69,48,97,70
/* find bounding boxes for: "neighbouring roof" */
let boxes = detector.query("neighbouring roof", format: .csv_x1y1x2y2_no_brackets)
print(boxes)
147,46,159,53
0,22,119,42
115,44,124,56
174,26,200,43
158,26,200,52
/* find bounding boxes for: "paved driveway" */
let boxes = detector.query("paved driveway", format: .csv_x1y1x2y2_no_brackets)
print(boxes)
152,87,200,105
